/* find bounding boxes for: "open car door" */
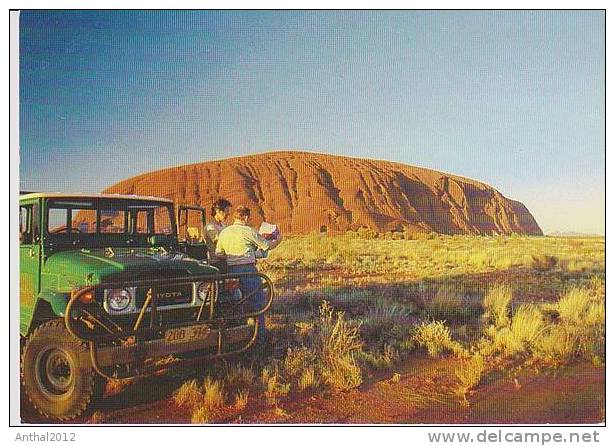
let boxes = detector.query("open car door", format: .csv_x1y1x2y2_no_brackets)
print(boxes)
177,205,208,260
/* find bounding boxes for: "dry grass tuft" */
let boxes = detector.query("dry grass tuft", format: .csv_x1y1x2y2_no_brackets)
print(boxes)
191,406,211,424
298,367,318,391
234,390,249,411
455,354,485,406
556,287,593,324
225,362,255,390
202,377,225,410
483,284,513,328
173,379,202,409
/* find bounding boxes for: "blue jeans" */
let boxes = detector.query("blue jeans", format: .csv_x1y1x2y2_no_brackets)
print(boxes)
227,264,266,342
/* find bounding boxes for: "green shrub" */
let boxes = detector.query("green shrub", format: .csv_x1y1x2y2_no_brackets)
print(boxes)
264,371,291,407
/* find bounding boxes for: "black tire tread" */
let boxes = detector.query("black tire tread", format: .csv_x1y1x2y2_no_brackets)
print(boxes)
21,319,99,421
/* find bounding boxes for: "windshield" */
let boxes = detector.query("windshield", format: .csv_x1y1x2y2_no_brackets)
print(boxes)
45,198,176,248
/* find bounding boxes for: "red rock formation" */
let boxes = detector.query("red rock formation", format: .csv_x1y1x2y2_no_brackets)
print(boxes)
104,151,543,236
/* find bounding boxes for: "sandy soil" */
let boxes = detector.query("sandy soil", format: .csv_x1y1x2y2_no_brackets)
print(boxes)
21,358,604,425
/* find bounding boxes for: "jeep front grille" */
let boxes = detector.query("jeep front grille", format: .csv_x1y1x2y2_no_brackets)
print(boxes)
135,283,194,307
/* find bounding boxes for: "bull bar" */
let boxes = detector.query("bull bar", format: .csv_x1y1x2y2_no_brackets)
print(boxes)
64,271,274,379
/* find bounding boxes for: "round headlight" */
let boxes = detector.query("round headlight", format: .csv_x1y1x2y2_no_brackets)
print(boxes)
107,288,132,311
196,282,210,301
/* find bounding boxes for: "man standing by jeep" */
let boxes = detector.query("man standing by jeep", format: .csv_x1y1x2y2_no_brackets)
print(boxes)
205,198,232,266
215,205,282,344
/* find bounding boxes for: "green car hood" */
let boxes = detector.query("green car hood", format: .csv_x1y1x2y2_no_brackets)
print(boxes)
43,248,217,288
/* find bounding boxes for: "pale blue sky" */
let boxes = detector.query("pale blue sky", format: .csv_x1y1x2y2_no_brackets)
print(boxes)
19,10,605,234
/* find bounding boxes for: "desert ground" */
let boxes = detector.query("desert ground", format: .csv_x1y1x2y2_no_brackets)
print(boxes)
22,233,605,424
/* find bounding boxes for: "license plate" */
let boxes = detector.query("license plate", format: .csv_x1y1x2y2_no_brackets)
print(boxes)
164,325,211,344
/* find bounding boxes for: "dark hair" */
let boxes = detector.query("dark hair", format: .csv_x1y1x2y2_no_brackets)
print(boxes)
234,205,251,219
211,198,232,217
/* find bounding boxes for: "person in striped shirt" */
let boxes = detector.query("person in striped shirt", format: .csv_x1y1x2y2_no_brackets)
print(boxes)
205,198,232,265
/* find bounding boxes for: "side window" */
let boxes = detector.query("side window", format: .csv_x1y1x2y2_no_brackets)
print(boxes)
19,204,39,245
19,206,31,245
31,204,40,242
48,208,69,234
178,209,204,241
99,209,126,234
135,210,150,234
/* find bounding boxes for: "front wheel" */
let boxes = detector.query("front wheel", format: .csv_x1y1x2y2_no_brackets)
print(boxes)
21,319,103,420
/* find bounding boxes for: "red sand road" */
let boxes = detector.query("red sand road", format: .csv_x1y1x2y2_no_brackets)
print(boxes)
21,358,604,425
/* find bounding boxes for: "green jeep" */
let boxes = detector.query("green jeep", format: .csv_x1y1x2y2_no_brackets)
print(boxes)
19,192,273,420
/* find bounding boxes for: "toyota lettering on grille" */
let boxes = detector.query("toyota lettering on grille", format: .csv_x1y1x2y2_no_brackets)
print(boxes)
157,290,184,299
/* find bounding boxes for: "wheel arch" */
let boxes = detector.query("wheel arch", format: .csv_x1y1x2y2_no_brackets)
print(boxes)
25,292,69,336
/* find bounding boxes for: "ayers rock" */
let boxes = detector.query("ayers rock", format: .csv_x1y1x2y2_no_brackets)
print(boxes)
105,151,542,236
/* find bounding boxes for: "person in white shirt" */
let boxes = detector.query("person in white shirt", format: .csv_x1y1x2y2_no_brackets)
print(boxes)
215,205,282,343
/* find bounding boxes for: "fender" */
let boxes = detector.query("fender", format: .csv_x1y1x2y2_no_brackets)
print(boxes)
25,291,70,335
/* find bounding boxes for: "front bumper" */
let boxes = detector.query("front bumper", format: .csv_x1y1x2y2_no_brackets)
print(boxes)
91,323,256,367
66,271,273,378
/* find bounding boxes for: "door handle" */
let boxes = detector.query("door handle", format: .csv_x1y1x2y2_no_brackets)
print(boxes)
29,248,35,258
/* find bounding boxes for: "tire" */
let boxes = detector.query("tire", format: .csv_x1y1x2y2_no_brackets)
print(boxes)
21,319,102,420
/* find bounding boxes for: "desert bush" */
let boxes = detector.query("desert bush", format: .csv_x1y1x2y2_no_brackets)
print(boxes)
413,320,466,358
480,304,545,358
424,287,472,321
585,300,605,327
173,379,202,409
264,371,291,407
316,301,364,390
361,297,414,341
356,226,379,240
455,354,485,406
530,254,558,271
283,347,317,382
479,282,605,364
359,344,399,370
483,284,513,328
588,274,605,298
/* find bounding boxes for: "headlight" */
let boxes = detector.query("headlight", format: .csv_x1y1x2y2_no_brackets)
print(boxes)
106,288,133,311
196,282,210,301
